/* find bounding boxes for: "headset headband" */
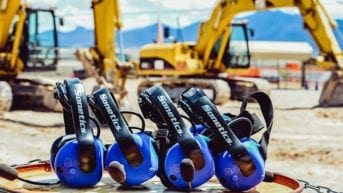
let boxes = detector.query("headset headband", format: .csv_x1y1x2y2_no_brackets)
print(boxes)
179,87,251,162
89,88,143,166
55,78,96,173
240,91,273,160
139,86,205,169
54,82,74,135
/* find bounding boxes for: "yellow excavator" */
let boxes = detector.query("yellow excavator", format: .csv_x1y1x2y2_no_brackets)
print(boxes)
137,0,343,107
0,0,61,113
75,0,133,107
137,21,268,104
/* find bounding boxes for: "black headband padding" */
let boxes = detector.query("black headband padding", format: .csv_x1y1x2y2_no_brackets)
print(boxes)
139,86,205,168
64,78,96,173
179,87,252,161
91,88,143,166
240,91,274,160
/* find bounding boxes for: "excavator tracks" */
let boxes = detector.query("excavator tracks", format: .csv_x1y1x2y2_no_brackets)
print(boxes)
137,76,271,105
0,78,62,113
137,78,231,105
9,78,62,111
227,76,271,101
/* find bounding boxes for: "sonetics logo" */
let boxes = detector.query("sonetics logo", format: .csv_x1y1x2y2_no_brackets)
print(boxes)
157,95,183,135
74,88,87,134
99,94,122,132
201,104,233,145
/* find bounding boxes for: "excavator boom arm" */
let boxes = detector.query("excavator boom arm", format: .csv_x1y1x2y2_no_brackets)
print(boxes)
0,0,20,48
92,0,122,60
76,0,131,102
196,0,343,70
0,0,25,75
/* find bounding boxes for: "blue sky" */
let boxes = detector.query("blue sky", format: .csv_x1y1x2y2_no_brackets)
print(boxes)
26,0,343,32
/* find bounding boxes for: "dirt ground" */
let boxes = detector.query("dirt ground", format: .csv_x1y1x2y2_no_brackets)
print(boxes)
0,61,342,192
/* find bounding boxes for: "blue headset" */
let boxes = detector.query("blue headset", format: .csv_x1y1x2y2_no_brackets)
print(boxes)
179,87,273,191
87,87,158,186
138,85,215,190
50,78,105,188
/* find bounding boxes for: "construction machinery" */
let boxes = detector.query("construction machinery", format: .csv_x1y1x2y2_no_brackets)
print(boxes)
137,21,269,104
75,0,133,107
136,0,343,106
0,0,61,113
77,0,342,107
75,0,268,106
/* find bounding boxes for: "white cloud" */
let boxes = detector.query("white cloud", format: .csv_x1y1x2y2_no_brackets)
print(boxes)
56,5,93,32
123,14,155,30
322,3,343,19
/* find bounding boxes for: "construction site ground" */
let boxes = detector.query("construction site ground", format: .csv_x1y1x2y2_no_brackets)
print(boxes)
0,60,342,192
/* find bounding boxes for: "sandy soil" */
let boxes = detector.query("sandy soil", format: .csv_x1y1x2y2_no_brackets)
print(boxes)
0,61,342,192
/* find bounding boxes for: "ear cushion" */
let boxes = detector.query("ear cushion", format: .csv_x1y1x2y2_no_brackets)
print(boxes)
153,131,174,188
163,134,215,189
105,132,158,186
50,134,76,169
51,137,105,188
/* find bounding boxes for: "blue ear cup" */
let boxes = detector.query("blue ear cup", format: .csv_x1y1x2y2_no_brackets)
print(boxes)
215,137,265,191
50,134,75,169
88,87,158,186
163,134,214,189
51,78,105,188
105,132,158,185
138,85,215,190
51,137,104,187
179,88,272,191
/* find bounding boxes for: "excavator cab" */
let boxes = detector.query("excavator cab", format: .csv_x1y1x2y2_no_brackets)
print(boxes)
2,5,59,73
138,22,251,74
210,23,251,69
21,7,59,71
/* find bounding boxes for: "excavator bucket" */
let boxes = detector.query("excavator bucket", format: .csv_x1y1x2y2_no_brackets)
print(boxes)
319,70,343,106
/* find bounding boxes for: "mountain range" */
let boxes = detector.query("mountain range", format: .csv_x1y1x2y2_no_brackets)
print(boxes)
53,10,343,56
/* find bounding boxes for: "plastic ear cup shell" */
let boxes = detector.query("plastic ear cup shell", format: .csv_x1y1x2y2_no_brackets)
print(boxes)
164,134,215,189
50,135,76,169
105,132,158,186
215,138,265,191
51,138,104,188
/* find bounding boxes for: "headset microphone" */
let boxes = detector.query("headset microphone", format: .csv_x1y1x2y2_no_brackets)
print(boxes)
179,158,195,190
180,159,195,183
107,161,126,184
0,164,60,186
